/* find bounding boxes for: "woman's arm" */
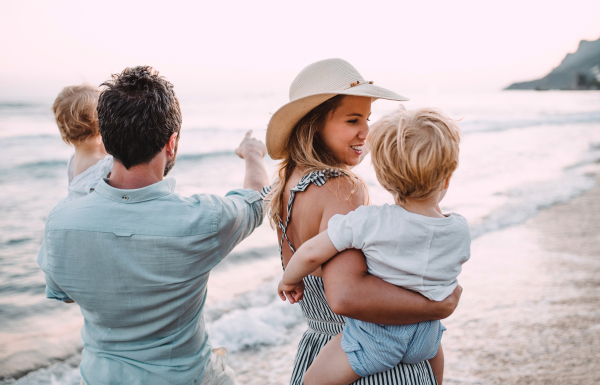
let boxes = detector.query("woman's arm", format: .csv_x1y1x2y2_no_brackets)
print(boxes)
317,177,462,325
322,249,462,324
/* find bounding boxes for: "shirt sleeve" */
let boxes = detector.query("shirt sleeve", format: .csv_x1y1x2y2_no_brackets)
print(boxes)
455,213,472,263
214,188,265,260
327,212,356,252
37,239,73,302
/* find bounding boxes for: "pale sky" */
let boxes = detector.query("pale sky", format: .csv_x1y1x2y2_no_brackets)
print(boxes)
1,0,599,101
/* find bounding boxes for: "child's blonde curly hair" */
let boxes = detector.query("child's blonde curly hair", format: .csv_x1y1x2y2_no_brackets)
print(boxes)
368,107,461,204
52,83,100,145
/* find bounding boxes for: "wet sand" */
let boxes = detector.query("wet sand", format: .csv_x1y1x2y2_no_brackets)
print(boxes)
443,171,600,384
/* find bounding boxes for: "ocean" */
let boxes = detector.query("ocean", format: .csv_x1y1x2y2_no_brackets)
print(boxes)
1,90,599,384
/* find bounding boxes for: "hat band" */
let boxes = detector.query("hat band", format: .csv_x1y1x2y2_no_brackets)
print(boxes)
342,80,374,90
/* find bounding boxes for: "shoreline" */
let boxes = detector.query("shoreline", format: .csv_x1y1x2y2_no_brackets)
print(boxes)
3,174,600,384
444,170,600,384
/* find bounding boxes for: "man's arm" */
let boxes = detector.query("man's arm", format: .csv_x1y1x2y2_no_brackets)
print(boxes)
235,130,269,192
38,239,75,304
207,131,270,267
46,275,75,304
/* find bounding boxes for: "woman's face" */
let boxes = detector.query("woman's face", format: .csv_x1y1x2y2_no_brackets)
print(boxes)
320,96,371,167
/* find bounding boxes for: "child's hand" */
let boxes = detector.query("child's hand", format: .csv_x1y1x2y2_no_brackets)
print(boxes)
277,279,305,304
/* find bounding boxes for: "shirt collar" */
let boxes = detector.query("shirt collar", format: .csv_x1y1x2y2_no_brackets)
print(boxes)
94,178,176,204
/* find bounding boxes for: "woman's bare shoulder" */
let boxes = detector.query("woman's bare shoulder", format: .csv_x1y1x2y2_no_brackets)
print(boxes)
302,175,367,217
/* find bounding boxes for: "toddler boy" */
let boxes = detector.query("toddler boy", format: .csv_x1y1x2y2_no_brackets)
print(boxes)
52,84,113,204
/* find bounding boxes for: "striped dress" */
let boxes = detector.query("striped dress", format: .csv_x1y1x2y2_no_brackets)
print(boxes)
263,171,438,385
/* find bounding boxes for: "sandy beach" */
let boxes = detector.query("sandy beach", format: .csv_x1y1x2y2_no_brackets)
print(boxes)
442,170,600,384
226,172,600,385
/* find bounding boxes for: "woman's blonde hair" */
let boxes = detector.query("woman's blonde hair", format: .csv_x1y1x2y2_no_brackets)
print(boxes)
52,83,100,145
368,107,461,204
266,95,362,227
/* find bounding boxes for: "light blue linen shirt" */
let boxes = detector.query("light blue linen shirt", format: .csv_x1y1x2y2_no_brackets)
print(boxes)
37,178,264,385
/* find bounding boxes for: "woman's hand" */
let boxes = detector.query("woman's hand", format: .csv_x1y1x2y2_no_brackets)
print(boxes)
235,130,267,160
437,284,462,319
278,279,305,304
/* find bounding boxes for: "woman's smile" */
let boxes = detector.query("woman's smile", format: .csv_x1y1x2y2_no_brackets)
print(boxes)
319,95,372,167
350,144,364,155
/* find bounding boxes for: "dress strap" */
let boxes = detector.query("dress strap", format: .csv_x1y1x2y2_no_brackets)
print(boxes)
260,185,272,200
277,169,343,262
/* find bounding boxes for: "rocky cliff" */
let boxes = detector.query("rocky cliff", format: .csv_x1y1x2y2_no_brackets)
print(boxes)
505,37,600,90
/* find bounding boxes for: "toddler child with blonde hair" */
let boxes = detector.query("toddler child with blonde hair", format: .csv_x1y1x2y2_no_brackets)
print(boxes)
278,108,470,385
52,84,113,204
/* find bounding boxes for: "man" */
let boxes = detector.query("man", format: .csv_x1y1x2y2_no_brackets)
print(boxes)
38,66,269,384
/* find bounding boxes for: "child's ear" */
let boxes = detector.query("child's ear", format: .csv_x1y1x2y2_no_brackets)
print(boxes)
443,175,451,190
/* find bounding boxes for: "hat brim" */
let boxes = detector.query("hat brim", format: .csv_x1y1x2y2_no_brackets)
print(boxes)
266,83,409,160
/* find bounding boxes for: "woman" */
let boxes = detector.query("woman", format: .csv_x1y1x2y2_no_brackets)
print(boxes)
264,59,462,385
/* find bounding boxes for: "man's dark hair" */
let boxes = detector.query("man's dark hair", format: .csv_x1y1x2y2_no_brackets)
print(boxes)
98,66,182,169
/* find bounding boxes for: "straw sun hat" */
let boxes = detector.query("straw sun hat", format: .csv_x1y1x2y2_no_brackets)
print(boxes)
266,58,409,160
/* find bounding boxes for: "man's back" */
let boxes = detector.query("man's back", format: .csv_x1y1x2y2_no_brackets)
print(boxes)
39,178,264,385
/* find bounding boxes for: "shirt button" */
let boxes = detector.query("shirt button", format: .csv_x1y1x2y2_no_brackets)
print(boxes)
122,195,129,200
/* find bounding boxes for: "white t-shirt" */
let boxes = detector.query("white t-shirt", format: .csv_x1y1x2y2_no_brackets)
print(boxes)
327,204,471,301
59,154,113,205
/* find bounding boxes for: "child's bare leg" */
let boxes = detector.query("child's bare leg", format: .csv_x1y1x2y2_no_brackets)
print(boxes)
303,333,360,385
428,342,444,385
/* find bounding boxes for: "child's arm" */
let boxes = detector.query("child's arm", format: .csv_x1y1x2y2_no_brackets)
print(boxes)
277,231,340,303
284,231,339,283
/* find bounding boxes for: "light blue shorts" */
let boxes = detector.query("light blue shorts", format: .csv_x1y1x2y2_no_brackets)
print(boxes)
341,319,446,378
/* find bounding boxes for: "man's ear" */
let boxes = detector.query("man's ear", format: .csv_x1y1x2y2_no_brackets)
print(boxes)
166,132,178,156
